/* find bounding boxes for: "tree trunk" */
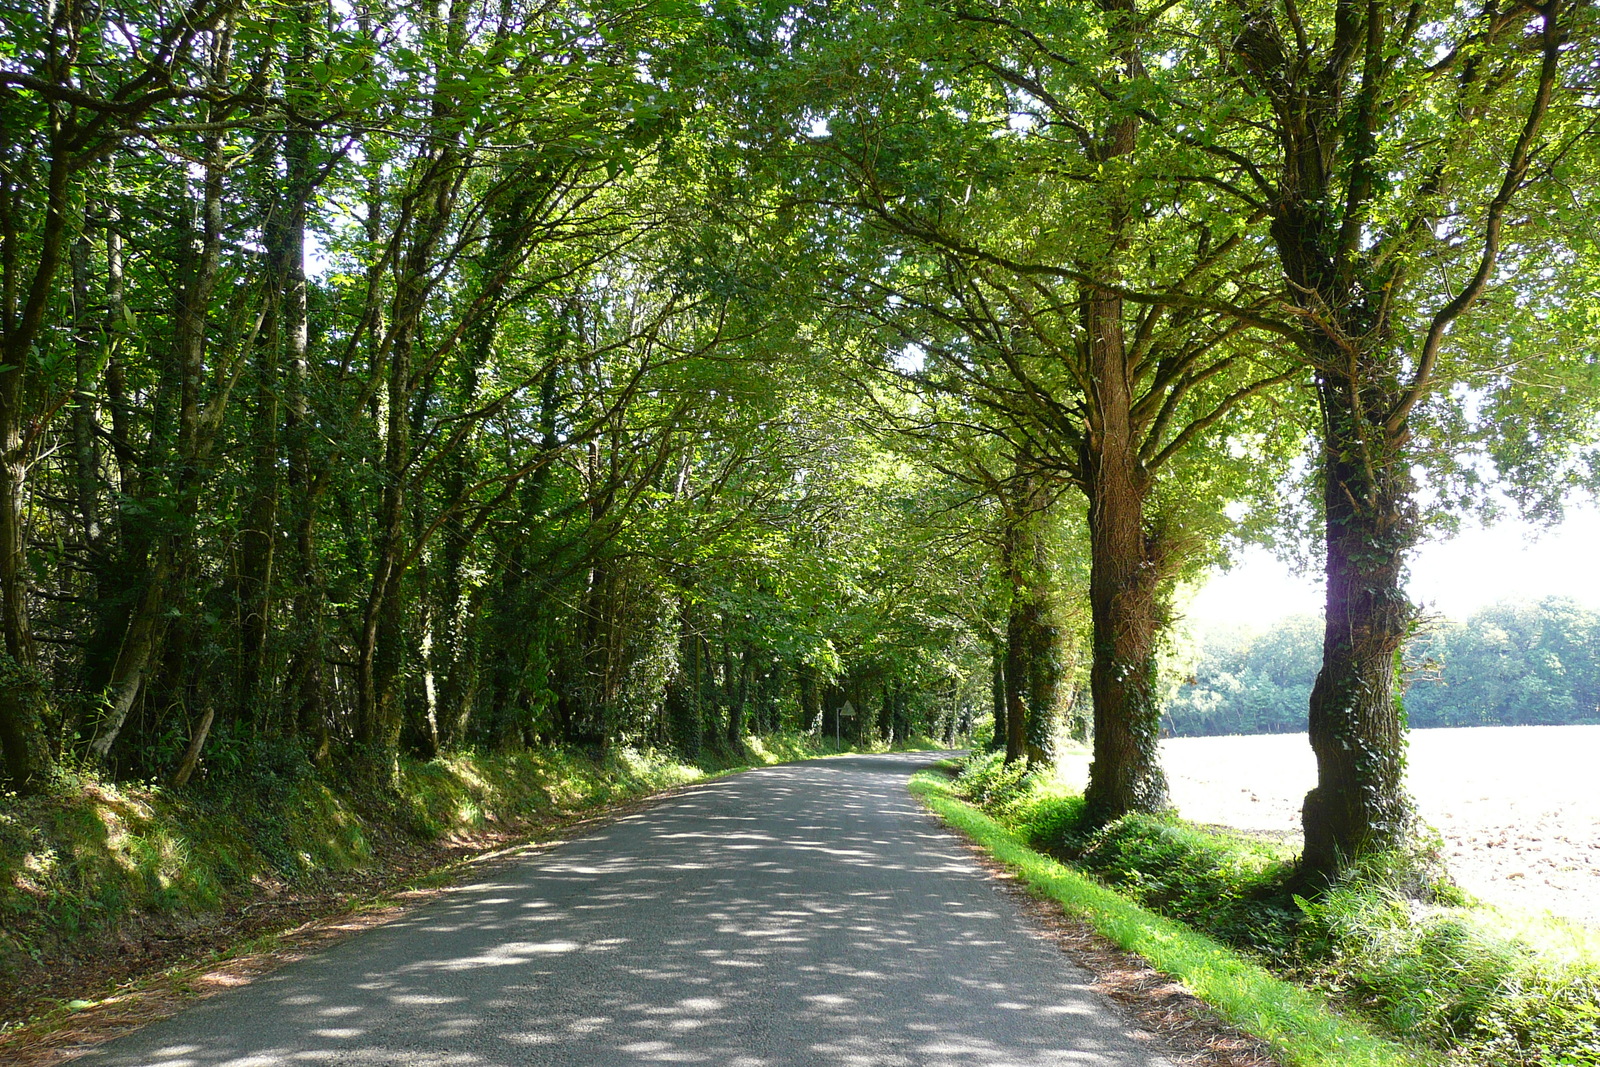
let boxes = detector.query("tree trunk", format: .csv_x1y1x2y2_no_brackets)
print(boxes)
1228,0,1567,886
357,271,424,768
665,601,702,757
876,680,893,744
724,642,749,748
1254,70,1423,881
358,330,411,765
1082,288,1169,821
1023,587,1061,765
238,296,281,729
0,134,69,793
169,703,216,788
797,661,821,734
1073,1,1169,817
989,643,1006,753
1299,370,1418,880
70,224,104,552
89,558,168,760
1001,465,1060,764
1002,600,1030,764
279,0,324,757
0,346,45,788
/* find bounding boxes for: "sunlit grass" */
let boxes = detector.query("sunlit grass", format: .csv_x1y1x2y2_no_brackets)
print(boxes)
1465,901,1600,970
909,770,1433,1067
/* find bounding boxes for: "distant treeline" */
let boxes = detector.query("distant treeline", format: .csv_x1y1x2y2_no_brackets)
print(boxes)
1166,598,1600,736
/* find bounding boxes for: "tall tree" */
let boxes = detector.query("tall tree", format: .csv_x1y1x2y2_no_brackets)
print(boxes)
719,0,1298,817
0,0,241,788
1216,0,1579,880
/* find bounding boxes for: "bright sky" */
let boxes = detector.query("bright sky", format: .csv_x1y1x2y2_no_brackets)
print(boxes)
1184,504,1600,628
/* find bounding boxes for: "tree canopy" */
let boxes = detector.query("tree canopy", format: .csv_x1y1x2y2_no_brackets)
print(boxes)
0,0,1595,883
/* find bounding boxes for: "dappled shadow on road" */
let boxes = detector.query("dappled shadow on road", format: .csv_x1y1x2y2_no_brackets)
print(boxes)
84,752,1166,1067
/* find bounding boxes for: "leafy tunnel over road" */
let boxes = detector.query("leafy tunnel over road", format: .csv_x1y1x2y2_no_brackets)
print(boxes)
80,752,1173,1067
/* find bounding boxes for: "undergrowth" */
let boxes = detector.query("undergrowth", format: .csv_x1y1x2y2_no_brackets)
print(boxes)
949,750,1600,1067
913,768,1424,1067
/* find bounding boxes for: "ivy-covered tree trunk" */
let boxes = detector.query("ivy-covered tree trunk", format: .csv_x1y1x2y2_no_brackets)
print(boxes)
238,245,283,730
1302,377,1417,878
279,4,325,759
1080,2,1167,819
1082,289,1169,820
1024,601,1061,764
665,603,702,758
1000,466,1060,764
0,40,72,793
1001,556,1029,764
1228,0,1566,883
358,259,417,768
796,661,821,734
724,643,749,748
893,682,913,744
0,364,44,789
1004,591,1056,764
0,240,44,785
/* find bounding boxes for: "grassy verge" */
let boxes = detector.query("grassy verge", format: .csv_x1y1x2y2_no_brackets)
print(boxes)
910,769,1429,1067
0,731,906,1033
924,752,1600,1067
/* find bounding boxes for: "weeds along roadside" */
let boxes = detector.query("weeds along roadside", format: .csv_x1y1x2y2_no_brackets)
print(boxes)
0,732,924,1033
920,751,1600,1067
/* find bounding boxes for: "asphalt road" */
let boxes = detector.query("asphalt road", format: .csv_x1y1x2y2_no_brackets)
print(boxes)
83,752,1173,1066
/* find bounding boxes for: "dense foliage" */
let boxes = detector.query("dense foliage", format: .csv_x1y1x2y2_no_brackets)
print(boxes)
1166,599,1600,736
0,0,1014,795
0,0,1595,890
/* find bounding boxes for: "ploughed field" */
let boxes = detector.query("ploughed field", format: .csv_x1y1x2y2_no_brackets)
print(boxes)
1061,726,1600,926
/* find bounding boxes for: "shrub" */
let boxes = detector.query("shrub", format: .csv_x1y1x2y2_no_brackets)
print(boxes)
955,750,1037,809
1071,814,1298,958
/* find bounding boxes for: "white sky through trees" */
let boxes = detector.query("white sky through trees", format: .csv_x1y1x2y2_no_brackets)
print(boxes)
1187,505,1600,627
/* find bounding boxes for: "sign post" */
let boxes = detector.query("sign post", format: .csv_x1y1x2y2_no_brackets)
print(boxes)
838,700,856,748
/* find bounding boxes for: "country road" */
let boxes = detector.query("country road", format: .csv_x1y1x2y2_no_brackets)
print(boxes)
81,753,1171,1067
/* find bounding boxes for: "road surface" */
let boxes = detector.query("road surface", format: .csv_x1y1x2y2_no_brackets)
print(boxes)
83,752,1172,1066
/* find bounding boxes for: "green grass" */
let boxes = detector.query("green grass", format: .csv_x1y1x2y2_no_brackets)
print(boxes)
1294,869,1600,1066
932,751,1600,1067
910,769,1434,1067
